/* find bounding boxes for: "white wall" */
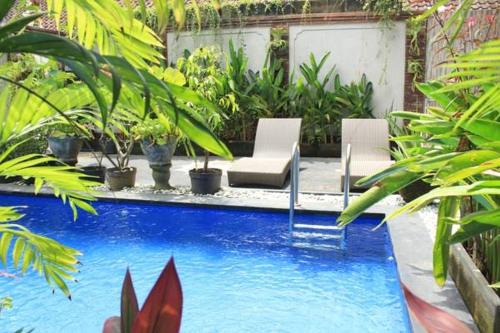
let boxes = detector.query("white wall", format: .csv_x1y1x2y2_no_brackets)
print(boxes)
289,22,406,118
167,27,271,72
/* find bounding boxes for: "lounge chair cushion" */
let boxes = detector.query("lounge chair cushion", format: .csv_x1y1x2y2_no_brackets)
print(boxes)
227,157,291,187
340,119,393,191
341,159,394,189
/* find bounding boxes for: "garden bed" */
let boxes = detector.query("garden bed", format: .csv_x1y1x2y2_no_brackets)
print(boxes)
449,244,500,333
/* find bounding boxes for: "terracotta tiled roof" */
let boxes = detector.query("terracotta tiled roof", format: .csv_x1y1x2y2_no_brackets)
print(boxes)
407,0,500,13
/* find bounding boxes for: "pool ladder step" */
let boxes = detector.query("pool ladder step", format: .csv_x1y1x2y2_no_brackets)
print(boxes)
292,223,344,237
291,223,346,250
293,223,344,232
288,142,346,250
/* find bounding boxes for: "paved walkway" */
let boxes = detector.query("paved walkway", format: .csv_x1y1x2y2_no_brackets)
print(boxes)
78,153,342,193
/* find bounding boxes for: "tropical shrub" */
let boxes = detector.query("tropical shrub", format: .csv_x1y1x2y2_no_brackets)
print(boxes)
338,8,500,290
335,73,374,120
213,43,376,145
132,117,180,145
288,53,374,144
248,57,288,117
177,46,236,170
294,53,339,144
1,129,48,161
223,40,270,141
48,122,82,138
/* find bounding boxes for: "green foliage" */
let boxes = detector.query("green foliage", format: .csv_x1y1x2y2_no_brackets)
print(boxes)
287,53,373,144
1,129,48,161
248,57,287,117
177,46,237,135
0,296,12,315
335,74,374,119
149,66,186,86
0,195,89,297
48,123,80,138
0,0,232,303
223,40,270,141
0,57,94,144
42,0,165,68
0,215,83,298
295,53,339,144
131,117,180,145
176,46,237,169
183,0,293,31
338,35,500,288
362,0,407,24
218,46,375,143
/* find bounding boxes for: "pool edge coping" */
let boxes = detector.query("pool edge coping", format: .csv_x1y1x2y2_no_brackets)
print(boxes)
0,184,478,332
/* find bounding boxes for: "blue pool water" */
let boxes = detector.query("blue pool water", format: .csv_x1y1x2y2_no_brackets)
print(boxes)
0,194,410,332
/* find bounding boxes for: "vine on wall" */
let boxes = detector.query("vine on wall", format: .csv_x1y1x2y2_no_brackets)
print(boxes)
135,0,394,33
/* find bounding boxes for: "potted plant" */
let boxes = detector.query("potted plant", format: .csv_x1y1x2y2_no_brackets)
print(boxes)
104,124,137,191
47,122,84,166
63,119,108,184
132,117,180,190
177,47,236,195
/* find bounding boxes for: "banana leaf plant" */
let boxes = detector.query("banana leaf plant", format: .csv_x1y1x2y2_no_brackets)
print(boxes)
298,52,339,144
103,257,182,333
335,73,374,120
338,39,500,287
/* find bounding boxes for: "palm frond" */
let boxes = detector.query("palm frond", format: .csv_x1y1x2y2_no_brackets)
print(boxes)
0,219,81,298
45,0,164,68
0,154,99,220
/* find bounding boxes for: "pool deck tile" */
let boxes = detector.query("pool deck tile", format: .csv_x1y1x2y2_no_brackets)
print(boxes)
78,154,342,193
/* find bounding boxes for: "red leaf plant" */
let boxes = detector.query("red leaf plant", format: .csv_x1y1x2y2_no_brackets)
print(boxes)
103,257,183,333
402,284,473,333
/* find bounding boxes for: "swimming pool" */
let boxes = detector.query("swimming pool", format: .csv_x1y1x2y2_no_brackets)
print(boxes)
0,194,410,332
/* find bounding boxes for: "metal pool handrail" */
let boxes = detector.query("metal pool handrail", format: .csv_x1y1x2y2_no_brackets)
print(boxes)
289,141,300,232
343,143,352,209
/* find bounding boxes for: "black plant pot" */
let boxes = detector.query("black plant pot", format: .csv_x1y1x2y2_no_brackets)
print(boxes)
399,179,434,203
48,136,83,166
81,165,106,184
0,175,22,184
189,168,222,195
106,167,136,191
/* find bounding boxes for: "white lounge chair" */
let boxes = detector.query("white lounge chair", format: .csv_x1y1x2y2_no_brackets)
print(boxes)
227,118,302,188
340,119,394,191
